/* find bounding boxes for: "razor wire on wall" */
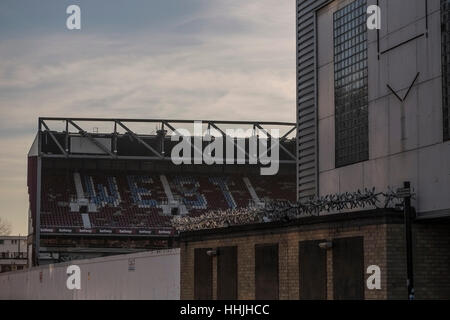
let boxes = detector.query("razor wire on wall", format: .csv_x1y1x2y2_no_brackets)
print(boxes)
173,187,414,232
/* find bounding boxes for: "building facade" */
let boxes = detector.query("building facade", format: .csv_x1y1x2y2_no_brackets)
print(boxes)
297,0,450,220
0,236,28,273
180,211,450,300
178,0,450,300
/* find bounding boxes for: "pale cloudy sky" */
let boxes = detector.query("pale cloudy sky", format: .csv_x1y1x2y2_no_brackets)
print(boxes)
0,0,295,234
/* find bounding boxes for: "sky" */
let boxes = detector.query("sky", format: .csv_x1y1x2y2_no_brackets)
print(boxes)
0,0,296,235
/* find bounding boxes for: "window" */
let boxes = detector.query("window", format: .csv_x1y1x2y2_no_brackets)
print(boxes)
334,0,369,167
442,0,450,140
0,240,4,245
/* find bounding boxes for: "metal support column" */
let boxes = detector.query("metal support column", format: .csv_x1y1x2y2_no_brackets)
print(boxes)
403,181,414,300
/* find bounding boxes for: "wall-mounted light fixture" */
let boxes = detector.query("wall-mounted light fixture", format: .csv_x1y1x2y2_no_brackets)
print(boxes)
318,241,333,250
206,250,218,257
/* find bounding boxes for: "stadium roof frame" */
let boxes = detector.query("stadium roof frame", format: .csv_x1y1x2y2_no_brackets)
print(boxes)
36,117,297,163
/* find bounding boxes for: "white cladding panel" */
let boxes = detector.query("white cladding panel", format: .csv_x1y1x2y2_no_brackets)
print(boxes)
0,249,180,300
317,0,449,217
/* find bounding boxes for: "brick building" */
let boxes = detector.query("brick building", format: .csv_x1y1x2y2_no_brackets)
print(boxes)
178,0,450,300
179,210,450,300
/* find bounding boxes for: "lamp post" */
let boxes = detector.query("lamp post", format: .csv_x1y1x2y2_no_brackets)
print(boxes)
399,181,414,300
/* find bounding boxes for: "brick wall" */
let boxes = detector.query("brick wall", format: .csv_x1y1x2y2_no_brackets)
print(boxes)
413,222,450,299
180,212,450,300
180,212,398,300
386,223,407,299
386,222,450,300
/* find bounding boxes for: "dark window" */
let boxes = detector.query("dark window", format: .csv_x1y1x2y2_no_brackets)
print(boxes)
299,240,327,300
194,248,213,300
217,246,238,300
332,237,365,300
442,0,450,140
255,244,279,300
2,265,11,273
334,0,369,167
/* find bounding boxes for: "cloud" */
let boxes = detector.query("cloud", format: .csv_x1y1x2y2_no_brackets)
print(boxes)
0,0,295,234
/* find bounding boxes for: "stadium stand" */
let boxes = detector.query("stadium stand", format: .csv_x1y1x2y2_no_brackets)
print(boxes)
29,118,297,264
39,170,295,232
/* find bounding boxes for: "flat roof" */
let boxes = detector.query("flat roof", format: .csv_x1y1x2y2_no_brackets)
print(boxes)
179,209,406,242
0,236,27,240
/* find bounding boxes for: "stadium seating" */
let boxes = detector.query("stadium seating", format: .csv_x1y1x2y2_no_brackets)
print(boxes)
41,174,84,227
40,170,295,230
249,175,296,202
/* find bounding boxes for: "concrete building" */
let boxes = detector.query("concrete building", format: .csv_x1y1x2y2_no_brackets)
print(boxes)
180,210,450,300
0,236,28,273
297,0,450,218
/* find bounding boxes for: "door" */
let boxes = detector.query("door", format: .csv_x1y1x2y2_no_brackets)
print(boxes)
217,246,238,300
194,248,213,300
255,243,279,300
332,237,365,300
299,240,327,300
